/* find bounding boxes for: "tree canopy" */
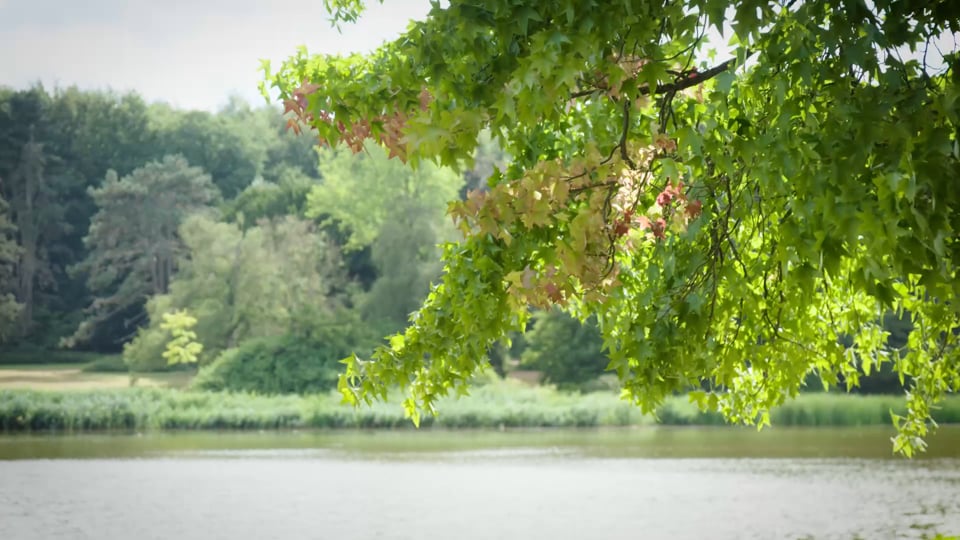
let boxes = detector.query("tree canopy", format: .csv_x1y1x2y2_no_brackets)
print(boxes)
308,142,463,329
265,0,960,454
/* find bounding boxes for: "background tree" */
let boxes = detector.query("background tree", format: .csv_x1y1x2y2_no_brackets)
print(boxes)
520,309,607,390
268,0,960,454
123,214,349,371
68,155,220,348
152,99,276,199
0,87,167,347
307,142,463,331
460,130,510,198
4,133,67,337
223,167,315,226
0,85,331,354
0,89,72,343
0,191,22,342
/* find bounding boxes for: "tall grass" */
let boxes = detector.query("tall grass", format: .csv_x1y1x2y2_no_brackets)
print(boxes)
1,383,958,432
652,393,960,426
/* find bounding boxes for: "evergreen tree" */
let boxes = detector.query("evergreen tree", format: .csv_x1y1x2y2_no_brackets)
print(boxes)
66,155,220,347
5,133,66,336
0,190,22,342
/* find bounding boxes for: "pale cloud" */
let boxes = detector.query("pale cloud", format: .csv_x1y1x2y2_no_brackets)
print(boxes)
0,0,431,110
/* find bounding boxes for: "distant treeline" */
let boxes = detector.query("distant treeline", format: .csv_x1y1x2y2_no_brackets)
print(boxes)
0,85,505,385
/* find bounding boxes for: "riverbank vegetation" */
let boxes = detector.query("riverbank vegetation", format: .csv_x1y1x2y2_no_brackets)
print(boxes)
2,383,959,433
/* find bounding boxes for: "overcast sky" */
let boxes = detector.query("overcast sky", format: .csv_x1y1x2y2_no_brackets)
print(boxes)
0,0,432,111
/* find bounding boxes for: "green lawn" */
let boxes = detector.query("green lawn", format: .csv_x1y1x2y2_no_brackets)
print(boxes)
0,364,192,391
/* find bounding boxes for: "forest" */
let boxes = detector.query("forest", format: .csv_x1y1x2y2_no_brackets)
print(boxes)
0,85,522,390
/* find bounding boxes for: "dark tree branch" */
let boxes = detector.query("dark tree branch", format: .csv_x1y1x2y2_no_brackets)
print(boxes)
619,99,637,170
569,57,739,101
570,88,601,99
643,57,738,96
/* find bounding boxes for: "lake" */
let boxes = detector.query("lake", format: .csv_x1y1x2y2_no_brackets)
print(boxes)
1,427,959,540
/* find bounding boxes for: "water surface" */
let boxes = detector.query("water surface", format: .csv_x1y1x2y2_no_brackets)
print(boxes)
1,427,958,540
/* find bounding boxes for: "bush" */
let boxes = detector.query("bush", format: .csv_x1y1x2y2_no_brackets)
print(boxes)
81,355,129,373
192,322,374,395
520,309,608,389
122,299,174,372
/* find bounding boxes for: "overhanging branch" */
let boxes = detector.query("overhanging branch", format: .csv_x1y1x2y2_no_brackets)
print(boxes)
569,57,738,100
644,57,738,96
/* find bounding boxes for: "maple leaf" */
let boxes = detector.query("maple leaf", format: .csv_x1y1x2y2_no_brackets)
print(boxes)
418,87,433,111
283,99,300,115
685,200,703,219
544,282,565,304
651,218,667,240
294,79,321,96
656,190,673,206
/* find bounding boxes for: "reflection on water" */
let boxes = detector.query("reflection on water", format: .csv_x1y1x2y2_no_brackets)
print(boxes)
0,427,958,540
2,425,960,461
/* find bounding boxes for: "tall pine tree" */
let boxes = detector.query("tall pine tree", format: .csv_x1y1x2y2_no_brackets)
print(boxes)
0,189,22,342
66,155,220,348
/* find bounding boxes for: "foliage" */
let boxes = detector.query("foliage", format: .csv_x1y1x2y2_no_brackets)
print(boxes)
308,142,463,330
3,134,69,338
191,320,374,395
307,141,462,250
123,214,349,371
0,87,162,348
520,308,607,389
160,310,203,366
0,86,320,352
66,155,220,348
222,167,315,226
267,0,960,454
79,354,129,373
0,193,22,342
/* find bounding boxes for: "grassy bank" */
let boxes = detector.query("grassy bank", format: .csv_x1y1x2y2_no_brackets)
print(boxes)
1,382,958,432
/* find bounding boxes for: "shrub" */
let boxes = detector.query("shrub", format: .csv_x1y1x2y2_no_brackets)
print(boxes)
81,355,129,373
520,309,608,389
192,322,374,395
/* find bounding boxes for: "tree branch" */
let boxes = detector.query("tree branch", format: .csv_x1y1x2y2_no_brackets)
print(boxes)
642,57,738,96
569,57,739,101
619,99,637,170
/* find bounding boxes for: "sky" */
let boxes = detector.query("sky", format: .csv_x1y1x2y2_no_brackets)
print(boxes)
2,1,956,112
0,0,432,111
